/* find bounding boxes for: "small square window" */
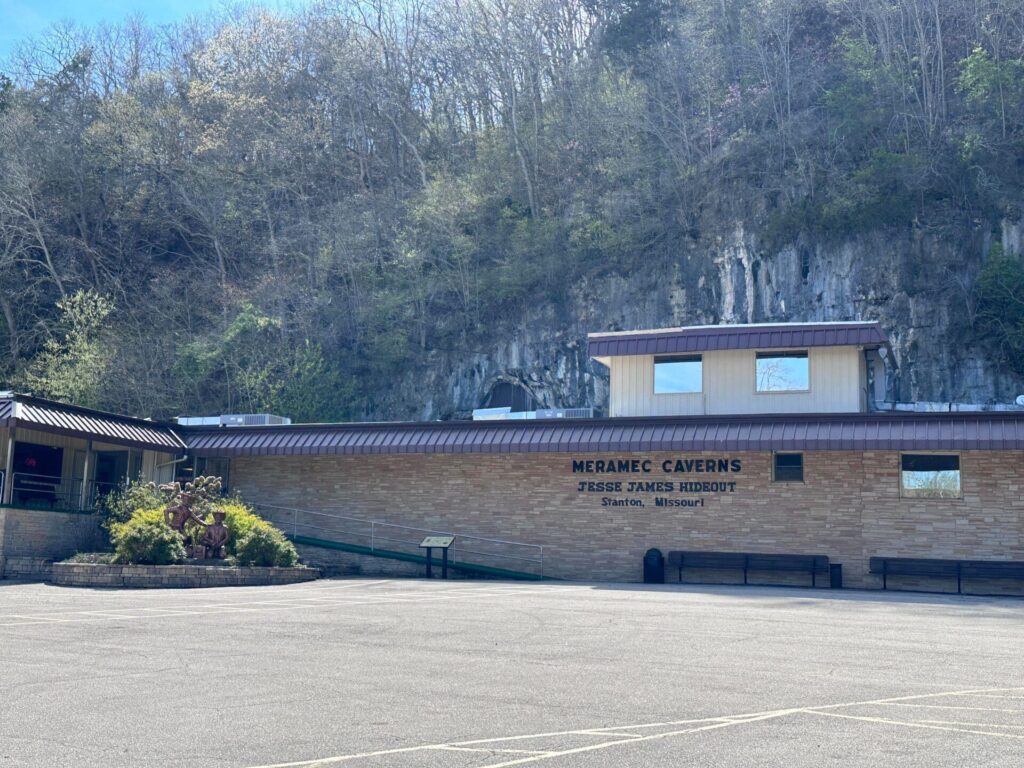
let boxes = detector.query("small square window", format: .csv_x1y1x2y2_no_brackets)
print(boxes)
756,351,809,392
901,454,960,498
773,453,803,482
654,355,702,394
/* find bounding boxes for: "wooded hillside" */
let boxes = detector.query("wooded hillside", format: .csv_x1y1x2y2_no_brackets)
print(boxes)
1,1,1023,420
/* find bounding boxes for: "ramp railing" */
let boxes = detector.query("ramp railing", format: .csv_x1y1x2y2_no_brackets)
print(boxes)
251,503,545,577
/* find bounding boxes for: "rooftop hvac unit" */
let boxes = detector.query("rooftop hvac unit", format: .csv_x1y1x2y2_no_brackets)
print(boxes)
562,408,594,419
535,408,595,419
472,407,513,421
219,414,292,427
177,416,221,427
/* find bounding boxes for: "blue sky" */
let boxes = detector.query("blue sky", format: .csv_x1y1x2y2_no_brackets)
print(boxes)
0,1,273,60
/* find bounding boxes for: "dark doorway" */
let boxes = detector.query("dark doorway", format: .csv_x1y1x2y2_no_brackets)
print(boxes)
94,450,130,499
12,442,64,507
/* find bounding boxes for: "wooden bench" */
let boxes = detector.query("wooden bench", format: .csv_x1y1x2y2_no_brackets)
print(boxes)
666,551,831,588
870,557,1024,594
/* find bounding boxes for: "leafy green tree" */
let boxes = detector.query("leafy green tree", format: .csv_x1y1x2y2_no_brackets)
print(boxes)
20,291,113,408
2,0,1024,417
958,47,1024,139
976,243,1024,376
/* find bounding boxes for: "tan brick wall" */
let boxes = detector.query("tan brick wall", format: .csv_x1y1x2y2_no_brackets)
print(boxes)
231,451,1024,587
2,508,101,564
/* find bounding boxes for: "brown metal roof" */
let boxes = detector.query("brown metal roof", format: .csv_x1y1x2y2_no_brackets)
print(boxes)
182,411,1024,457
587,322,888,358
0,395,185,452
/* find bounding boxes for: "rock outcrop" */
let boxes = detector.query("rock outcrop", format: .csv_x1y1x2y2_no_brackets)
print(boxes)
378,221,1021,420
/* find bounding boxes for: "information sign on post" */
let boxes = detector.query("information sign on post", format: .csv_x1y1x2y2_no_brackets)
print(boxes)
419,536,456,579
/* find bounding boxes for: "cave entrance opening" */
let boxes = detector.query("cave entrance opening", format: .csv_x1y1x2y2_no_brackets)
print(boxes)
483,381,536,413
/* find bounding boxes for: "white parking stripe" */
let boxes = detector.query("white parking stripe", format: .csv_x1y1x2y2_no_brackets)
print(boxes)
805,710,1024,740
242,686,1024,768
876,702,1024,713
469,711,805,768
571,730,645,738
429,747,553,755
915,719,1024,729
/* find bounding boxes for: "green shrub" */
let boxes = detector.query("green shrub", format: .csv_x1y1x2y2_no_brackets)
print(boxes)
217,499,269,558
110,512,186,565
233,525,299,567
977,246,1024,376
106,493,298,567
96,479,164,538
62,552,116,564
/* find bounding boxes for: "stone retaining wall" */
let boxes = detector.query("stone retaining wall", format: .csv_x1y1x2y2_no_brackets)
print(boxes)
1,507,101,564
50,563,319,588
2,557,54,581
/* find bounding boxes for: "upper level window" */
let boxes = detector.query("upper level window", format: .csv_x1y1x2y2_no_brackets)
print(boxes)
654,355,702,394
901,454,961,499
756,351,809,392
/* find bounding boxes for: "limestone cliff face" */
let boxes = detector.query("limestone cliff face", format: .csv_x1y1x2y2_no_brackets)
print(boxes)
379,222,1023,420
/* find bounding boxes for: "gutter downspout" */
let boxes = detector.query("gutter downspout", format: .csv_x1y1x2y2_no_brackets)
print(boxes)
154,454,189,483
1,427,11,578
2,427,14,505
863,348,875,412
79,441,93,510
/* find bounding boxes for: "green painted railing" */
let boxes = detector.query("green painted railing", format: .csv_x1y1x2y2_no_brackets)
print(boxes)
287,534,549,581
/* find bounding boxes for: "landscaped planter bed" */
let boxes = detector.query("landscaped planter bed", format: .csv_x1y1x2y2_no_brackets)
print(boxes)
50,562,319,588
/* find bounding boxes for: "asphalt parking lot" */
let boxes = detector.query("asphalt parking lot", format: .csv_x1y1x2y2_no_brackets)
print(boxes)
1,578,1022,767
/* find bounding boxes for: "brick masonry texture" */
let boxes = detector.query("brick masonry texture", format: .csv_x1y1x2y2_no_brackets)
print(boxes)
2,557,54,580
1,508,101,578
50,563,319,588
293,542,477,579
294,543,417,577
232,451,1024,588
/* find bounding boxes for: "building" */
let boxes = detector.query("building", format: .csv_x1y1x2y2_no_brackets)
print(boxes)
0,394,184,577
2,322,1024,590
589,321,891,417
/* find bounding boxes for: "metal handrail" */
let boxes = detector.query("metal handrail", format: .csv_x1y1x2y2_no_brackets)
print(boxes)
252,502,544,575
11,471,81,509
8,473,134,512
12,471,65,483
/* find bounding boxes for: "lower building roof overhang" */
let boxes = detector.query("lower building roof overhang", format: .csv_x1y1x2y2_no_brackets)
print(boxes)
0,395,186,452
181,411,1024,458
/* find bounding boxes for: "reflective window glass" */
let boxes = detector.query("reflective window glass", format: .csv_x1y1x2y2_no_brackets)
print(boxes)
756,352,809,392
654,356,702,394
901,454,961,498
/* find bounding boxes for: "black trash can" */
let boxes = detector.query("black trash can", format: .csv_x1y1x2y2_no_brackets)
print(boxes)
643,548,665,584
830,563,843,589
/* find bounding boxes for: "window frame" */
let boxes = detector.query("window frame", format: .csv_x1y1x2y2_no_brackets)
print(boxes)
653,354,703,395
755,350,811,394
772,452,805,483
898,452,962,500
